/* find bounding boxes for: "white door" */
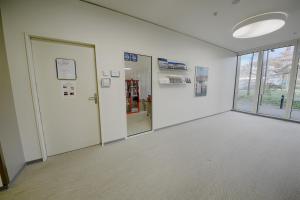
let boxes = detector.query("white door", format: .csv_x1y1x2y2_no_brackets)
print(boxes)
31,38,100,156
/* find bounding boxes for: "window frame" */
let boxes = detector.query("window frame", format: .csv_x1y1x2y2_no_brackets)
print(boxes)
233,39,300,122
234,52,260,113
289,40,300,120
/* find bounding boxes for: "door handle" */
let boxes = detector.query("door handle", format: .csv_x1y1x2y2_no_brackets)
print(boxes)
88,93,98,104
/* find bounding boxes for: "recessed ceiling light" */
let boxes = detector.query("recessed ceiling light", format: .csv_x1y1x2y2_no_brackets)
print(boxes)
232,12,288,38
124,67,132,70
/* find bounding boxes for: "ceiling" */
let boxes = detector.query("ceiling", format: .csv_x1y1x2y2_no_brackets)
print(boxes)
85,0,300,52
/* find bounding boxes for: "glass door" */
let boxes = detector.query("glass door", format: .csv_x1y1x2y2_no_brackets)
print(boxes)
291,58,300,121
124,53,152,136
258,46,295,117
235,52,259,112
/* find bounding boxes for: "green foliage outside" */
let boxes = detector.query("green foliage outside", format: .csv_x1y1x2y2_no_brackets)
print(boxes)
238,89,300,109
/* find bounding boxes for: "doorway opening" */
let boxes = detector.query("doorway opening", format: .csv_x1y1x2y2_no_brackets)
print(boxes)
124,53,152,136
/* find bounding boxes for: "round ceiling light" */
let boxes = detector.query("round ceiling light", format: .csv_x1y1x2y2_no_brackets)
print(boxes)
233,12,288,38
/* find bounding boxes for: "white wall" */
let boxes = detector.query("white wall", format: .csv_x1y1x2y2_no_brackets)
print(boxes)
0,0,236,161
0,11,25,180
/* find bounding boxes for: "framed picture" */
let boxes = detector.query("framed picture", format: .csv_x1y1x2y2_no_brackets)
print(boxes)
195,66,208,97
56,58,77,80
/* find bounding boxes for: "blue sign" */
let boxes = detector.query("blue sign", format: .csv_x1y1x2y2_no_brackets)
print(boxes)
130,53,138,62
124,52,138,62
124,52,131,61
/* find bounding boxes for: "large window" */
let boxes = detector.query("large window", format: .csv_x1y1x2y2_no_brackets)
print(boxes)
258,46,294,117
235,53,258,112
291,59,300,121
234,41,300,122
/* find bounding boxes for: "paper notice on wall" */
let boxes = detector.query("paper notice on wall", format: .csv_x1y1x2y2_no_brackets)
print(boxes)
61,81,76,98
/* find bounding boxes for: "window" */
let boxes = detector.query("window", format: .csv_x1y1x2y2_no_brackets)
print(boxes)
235,52,259,112
258,46,294,117
291,59,300,121
234,41,300,122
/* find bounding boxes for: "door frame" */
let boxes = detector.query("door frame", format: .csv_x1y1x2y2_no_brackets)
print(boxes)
256,42,298,118
123,52,153,137
24,33,102,161
0,142,9,189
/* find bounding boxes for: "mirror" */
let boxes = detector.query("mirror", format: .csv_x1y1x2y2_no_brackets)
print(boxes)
124,53,152,136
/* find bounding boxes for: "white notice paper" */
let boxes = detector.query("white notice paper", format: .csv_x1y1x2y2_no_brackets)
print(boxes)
61,81,76,98
56,58,76,80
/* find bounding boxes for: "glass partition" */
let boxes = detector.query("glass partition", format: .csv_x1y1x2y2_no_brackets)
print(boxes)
124,53,152,136
235,52,258,112
258,46,294,117
291,58,300,121
234,41,300,122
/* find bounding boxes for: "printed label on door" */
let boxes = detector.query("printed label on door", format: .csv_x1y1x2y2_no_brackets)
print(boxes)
61,81,76,98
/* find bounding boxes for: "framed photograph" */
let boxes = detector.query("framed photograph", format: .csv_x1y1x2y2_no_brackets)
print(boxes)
56,58,77,80
195,66,208,97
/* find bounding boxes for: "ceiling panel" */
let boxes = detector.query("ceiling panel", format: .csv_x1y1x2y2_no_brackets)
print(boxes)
85,0,300,52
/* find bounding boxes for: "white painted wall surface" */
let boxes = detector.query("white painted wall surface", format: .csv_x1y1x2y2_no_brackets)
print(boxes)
0,0,236,161
0,11,25,180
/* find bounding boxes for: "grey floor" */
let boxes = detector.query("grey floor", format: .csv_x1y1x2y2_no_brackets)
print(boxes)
127,111,152,136
1,111,300,200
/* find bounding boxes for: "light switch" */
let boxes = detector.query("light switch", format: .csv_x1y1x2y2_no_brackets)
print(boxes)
101,78,111,88
102,70,110,77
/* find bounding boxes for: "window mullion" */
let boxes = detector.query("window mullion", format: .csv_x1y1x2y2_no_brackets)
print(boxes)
286,40,300,118
233,56,241,109
253,51,263,113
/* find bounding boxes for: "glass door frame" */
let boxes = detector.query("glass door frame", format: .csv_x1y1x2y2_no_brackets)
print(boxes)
124,53,153,137
234,39,300,121
233,52,262,113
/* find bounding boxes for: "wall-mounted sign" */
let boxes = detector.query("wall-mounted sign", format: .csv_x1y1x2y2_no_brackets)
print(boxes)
130,53,138,62
56,58,77,80
111,70,120,77
124,52,131,61
101,78,111,88
124,52,138,62
61,81,76,98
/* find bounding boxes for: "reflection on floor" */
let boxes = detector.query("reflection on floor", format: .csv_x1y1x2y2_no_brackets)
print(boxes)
127,111,151,136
